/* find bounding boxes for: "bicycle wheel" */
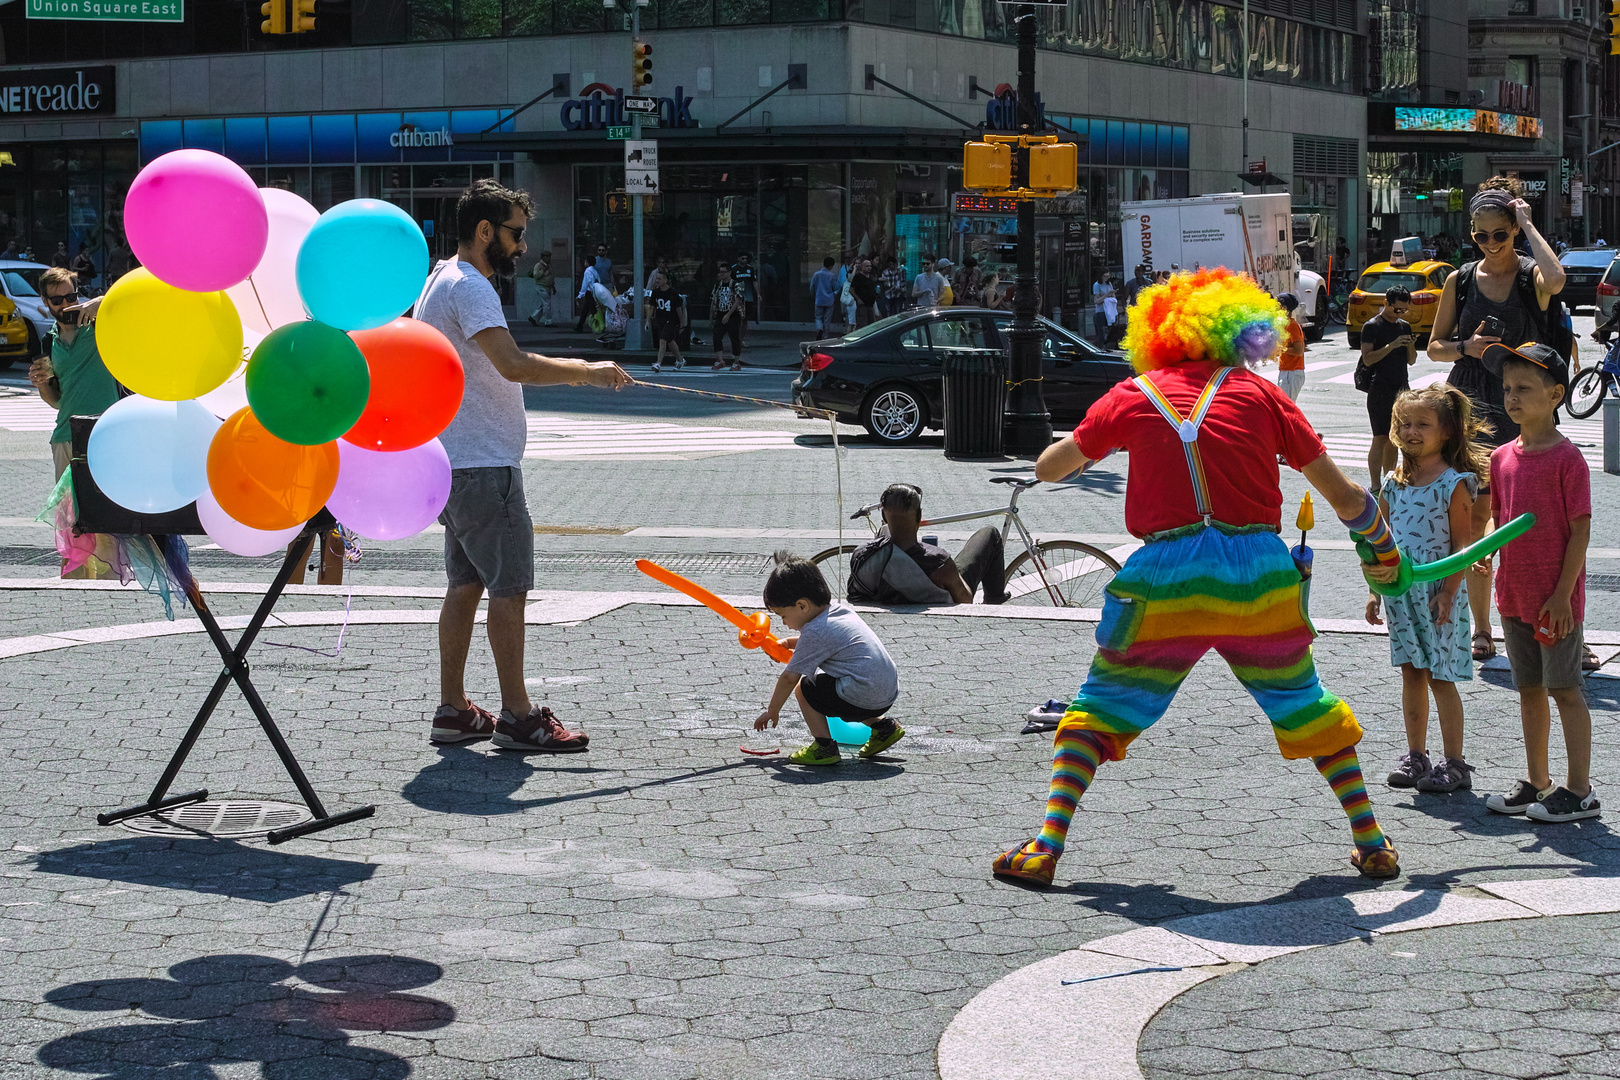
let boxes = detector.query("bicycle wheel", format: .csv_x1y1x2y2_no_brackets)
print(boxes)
1566,368,1609,419
809,544,859,596
1004,541,1121,608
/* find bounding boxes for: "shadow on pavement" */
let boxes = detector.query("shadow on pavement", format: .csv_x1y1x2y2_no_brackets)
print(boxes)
760,760,906,784
404,756,757,815
31,838,374,901
38,952,454,1079
401,744,609,815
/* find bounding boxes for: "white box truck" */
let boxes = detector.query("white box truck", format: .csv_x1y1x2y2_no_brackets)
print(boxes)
1120,192,1328,340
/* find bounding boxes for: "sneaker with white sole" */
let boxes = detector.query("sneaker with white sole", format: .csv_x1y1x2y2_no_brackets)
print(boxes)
430,701,498,744
1486,779,1555,815
1526,786,1601,823
491,706,590,752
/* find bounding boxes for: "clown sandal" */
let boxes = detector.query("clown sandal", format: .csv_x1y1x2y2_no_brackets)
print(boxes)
1350,842,1401,879
992,840,1057,887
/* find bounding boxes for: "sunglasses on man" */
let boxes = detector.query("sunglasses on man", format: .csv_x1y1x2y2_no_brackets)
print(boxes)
45,292,78,307
1471,229,1511,245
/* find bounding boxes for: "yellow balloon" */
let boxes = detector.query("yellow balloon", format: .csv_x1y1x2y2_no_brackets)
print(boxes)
97,267,243,401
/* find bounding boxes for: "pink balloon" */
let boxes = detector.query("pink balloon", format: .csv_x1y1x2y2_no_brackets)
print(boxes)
197,488,305,557
328,439,451,541
125,150,268,292
226,188,319,335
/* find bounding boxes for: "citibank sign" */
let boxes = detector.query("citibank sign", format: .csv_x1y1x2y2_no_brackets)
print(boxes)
391,124,452,148
0,66,114,115
560,83,696,131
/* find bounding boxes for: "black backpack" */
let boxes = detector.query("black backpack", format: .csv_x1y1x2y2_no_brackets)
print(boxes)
1451,255,1573,361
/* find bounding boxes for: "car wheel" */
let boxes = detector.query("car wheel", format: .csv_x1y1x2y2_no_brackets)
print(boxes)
861,385,928,444
1304,290,1327,342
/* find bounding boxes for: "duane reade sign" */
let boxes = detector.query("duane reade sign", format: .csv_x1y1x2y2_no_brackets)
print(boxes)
27,0,181,21
0,67,115,115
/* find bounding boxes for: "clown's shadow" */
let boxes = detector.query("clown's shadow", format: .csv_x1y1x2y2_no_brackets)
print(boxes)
39,952,455,1079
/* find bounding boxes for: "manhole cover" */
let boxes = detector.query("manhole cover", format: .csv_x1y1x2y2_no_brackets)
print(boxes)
119,799,313,838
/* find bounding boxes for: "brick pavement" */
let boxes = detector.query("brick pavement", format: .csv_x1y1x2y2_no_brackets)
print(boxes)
2,594,1618,1077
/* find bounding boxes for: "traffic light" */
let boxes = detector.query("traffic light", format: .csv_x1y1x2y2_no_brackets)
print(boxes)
963,140,1013,191
260,0,287,34
631,39,653,87
1027,141,1078,192
1608,3,1620,55
292,0,316,31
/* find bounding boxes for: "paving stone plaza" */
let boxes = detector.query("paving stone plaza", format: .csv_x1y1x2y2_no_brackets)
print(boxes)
2,353,1619,1079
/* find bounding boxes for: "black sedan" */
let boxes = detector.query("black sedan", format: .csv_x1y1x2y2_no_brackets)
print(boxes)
1557,247,1617,310
790,307,1133,444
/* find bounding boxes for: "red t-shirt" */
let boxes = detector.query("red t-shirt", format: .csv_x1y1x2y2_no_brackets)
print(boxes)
1074,360,1328,537
1491,437,1591,624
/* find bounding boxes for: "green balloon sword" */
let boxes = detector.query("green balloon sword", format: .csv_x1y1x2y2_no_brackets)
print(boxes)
1355,512,1537,597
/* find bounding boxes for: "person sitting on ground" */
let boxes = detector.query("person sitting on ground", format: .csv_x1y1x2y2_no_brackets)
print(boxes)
755,553,903,766
846,483,1009,606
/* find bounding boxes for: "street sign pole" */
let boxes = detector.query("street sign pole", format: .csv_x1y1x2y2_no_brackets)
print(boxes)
1005,3,1052,454
628,1,645,352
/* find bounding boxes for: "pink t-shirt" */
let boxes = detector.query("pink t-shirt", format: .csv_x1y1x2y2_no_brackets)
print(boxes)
1491,437,1591,624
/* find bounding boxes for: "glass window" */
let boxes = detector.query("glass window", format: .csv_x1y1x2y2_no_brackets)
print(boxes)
900,324,929,349
267,116,311,165
3,270,39,296
930,316,989,349
1428,269,1452,291
312,115,357,164
1357,271,1427,294
182,118,225,155
459,0,501,36
358,114,404,163
1171,126,1189,169
140,121,183,164
225,117,268,166
1123,123,1139,167
1105,121,1123,166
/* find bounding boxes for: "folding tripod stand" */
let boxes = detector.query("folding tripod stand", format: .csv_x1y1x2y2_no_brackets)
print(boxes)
95,509,376,844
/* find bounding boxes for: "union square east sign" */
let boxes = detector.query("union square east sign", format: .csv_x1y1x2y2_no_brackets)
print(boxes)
26,0,182,21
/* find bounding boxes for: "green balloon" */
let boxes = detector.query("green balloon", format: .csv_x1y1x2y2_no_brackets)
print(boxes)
245,320,371,446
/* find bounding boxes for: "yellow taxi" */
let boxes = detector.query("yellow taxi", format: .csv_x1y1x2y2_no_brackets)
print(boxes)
1346,259,1455,348
0,296,28,368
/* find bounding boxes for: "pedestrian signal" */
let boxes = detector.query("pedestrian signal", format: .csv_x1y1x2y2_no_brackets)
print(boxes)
260,0,288,34
605,191,632,217
631,39,653,87
1027,141,1078,193
963,141,1013,191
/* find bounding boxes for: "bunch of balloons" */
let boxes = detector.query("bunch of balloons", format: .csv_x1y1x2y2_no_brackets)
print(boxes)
86,149,466,556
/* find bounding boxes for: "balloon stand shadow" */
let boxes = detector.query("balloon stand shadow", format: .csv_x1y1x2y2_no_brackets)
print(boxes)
74,468,377,844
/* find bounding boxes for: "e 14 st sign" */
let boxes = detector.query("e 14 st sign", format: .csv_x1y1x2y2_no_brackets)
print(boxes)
27,0,182,22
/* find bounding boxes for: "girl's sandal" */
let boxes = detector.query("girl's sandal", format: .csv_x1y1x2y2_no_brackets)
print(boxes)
1350,843,1400,880
1472,631,1496,661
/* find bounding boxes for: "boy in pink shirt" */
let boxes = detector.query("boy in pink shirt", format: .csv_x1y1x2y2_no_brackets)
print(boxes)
1479,342,1596,822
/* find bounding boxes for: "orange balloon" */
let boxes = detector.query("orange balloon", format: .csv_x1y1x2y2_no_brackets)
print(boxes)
207,407,340,531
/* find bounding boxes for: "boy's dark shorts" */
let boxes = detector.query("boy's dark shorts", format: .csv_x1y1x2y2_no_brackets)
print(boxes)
799,672,894,724
1502,616,1585,690
440,466,534,598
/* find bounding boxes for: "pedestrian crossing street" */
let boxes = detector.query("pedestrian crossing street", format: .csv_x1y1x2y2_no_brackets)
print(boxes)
1320,421,1607,473
524,416,802,460
0,390,57,432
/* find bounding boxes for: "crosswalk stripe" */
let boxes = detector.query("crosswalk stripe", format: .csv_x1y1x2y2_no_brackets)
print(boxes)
0,393,57,431
1318,427,1605,471
523,415,800,459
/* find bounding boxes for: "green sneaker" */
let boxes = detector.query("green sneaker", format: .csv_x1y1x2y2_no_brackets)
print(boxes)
857,723,904,759
788,742,841,766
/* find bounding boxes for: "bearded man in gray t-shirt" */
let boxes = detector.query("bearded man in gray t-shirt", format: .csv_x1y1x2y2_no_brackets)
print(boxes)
417,179,630,752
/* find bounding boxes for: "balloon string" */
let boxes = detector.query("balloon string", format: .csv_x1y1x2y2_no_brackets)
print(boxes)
247,276,271,331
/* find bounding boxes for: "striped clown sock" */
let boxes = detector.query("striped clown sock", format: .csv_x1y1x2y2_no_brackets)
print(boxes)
1339,490,1401,569
1034,725,1109,855
1314,745,1388,851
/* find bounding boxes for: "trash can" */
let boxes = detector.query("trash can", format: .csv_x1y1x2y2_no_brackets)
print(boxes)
942,348,1007,459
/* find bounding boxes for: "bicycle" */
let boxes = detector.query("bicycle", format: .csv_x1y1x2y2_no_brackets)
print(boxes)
809,477,1122,608
1567,337,1620,419
1325,290,1349,326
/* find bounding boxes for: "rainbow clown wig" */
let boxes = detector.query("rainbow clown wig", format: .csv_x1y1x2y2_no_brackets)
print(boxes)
1120,267,1288,374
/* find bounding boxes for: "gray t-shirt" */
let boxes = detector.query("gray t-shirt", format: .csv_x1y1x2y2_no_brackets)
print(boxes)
417,259,525,469
784,601,899,711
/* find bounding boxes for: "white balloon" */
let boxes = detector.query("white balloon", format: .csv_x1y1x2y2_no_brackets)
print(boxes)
197,488,305,557
224,188,320,335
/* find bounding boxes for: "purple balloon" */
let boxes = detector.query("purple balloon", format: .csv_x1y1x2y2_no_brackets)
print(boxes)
329,438,451,541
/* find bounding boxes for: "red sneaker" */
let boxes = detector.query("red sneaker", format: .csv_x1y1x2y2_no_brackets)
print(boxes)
492,706,591,753
430,700,498,744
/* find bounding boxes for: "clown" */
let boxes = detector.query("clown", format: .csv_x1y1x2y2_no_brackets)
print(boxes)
994,269,1404,886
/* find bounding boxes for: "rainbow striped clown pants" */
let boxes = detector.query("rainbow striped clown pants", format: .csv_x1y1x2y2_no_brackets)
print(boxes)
1032,523,1386,857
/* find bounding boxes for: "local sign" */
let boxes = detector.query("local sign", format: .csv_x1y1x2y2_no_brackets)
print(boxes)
27,0,181,21
0,66,115,114
624,140,658,194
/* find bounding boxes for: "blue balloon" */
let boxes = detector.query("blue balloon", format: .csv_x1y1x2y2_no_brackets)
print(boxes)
826,716,872,745
295,199,429,332
87,396,221,514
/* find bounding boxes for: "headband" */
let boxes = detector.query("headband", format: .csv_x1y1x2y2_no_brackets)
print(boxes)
1469,188,1516,218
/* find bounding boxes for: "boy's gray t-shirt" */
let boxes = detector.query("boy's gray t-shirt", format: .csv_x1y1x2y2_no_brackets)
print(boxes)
784,601,898,710
416,259,525,469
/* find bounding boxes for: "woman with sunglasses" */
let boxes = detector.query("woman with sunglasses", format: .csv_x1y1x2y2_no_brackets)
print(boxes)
1428,176,1567,662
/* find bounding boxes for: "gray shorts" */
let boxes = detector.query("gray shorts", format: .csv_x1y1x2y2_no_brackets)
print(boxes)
1501,616,1585,691
440,466,534,598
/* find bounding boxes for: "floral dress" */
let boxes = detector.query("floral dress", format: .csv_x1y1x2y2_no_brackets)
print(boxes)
1380,469,1477,683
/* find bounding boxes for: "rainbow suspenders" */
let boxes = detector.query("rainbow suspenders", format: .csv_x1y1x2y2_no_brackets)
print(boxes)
1131,366,1233,527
